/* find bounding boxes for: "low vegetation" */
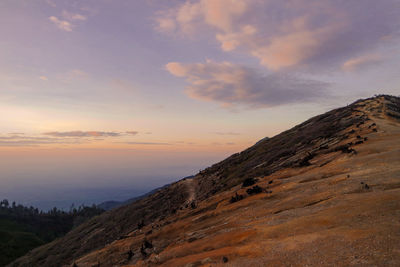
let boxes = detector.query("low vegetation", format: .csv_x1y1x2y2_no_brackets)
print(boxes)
246,185,263,195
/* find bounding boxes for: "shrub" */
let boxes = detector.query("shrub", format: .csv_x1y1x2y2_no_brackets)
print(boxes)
229,193,244,203
246,185,263,195
137,220,145,230
242,177,257,187
143,239,153,249
127,250,134,260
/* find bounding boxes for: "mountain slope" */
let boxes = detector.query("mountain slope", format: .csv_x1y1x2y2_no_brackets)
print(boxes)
97,184,170,211
11,95,400,267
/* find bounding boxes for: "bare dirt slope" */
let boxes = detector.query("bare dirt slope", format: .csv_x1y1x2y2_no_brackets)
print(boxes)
11,95,400,267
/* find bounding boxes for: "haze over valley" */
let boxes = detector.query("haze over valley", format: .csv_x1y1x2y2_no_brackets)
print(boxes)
1,1,399,266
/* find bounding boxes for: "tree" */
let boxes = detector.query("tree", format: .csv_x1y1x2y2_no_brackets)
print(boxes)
1,199,9,208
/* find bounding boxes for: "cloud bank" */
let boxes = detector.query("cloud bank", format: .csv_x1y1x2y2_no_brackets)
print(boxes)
0,135,84,147
157,0,399,108
0,131,151,147
43,131,121,137
166,61,328,108
157,0,400,71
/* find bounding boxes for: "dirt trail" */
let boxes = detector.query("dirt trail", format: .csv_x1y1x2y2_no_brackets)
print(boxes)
184,178,196,204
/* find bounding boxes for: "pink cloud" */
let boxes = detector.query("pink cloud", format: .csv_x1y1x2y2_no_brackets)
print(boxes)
156,0,400,71
342,54,383,71
49,16,73,32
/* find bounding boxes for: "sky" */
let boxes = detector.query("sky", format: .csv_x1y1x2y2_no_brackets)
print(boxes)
1,0,399,209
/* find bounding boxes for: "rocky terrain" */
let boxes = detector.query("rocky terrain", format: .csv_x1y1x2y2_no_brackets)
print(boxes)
10,95,400,267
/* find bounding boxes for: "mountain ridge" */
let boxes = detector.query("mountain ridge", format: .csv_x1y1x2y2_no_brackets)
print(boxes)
10,94,400,267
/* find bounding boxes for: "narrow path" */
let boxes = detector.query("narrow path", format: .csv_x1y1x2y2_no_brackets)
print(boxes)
184,178,196,204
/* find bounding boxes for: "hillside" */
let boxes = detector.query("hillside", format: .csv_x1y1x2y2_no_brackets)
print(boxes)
98,184,171,211
11,95,400,267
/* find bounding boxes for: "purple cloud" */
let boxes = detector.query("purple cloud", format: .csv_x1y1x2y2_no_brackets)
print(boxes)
166,61,329,108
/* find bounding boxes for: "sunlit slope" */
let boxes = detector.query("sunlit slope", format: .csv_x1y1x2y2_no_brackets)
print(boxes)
11,95,400,267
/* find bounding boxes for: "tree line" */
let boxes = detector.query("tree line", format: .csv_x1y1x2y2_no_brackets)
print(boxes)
0,199,104,242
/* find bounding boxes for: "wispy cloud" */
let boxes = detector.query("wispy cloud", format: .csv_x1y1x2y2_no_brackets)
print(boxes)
342,54,383,71
43,131,121,137
62,10,87,21
59,69,89,83
212,132,240,136
211,142,236,146
44,0,56,8
166,60,328,108
0,135,84,147
68,69,88,78
0,130,148,147
0,135,52,141
121,142,171,145
49,9,88,32
111,79,137,92
49,16,73,32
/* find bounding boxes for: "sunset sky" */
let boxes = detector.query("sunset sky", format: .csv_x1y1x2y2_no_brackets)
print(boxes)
1,0,399,209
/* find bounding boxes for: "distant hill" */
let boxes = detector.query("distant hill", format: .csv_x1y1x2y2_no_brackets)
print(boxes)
97,183,172,211
11,95,400,266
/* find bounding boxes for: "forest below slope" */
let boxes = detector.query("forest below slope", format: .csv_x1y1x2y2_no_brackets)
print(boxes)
0,200,104,266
